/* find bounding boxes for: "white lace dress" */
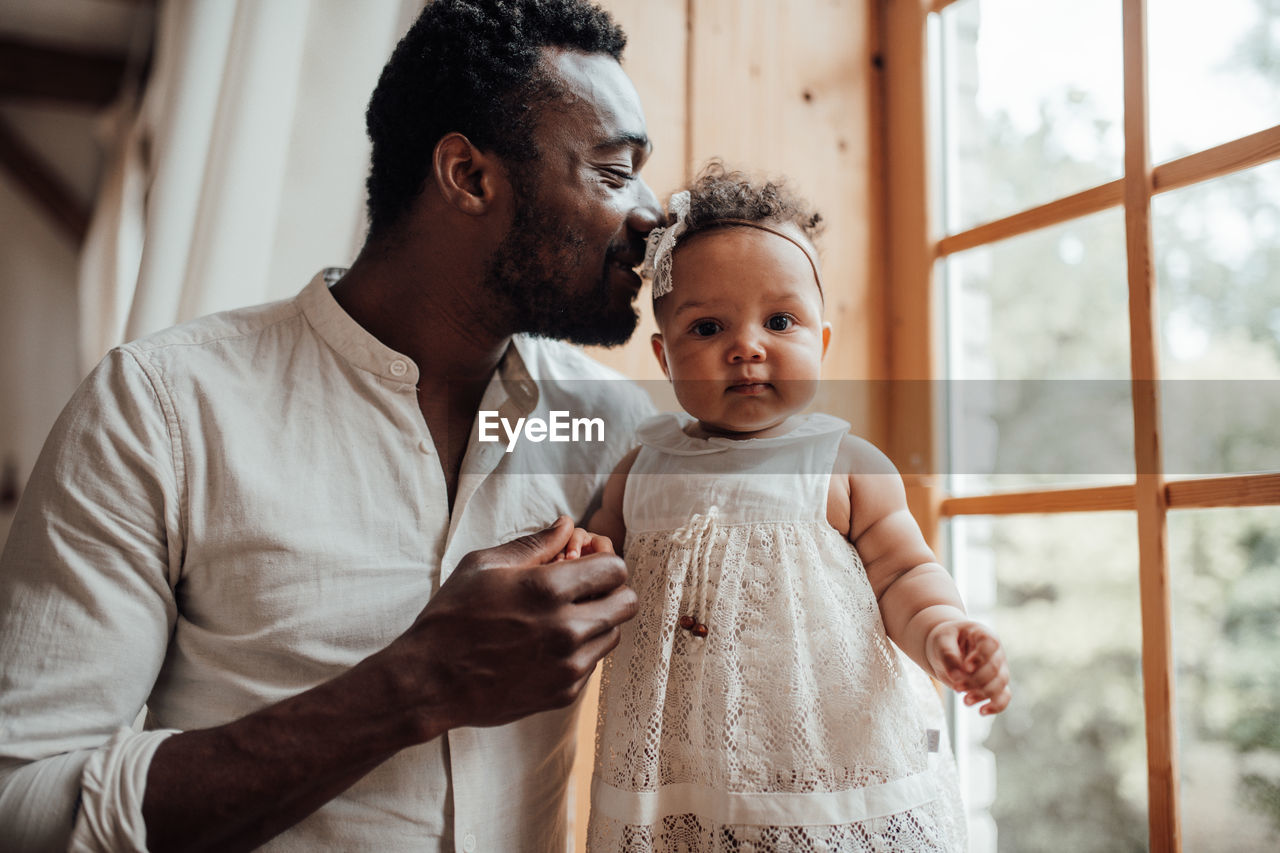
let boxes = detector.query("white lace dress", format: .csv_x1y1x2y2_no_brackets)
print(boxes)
588,413,966,852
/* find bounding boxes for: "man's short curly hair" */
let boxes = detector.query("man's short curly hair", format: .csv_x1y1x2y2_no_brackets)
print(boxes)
365,0,626,238
680,161,824,245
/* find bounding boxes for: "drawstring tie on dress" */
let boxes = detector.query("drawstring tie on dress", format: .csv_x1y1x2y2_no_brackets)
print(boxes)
671,506,720,638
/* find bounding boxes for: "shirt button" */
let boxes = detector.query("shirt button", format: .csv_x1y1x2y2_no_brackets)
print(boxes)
389,359,408,377
417,439,432,455
462,833,477,852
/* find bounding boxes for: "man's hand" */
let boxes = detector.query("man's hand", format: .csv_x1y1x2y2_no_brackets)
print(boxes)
925,620,1012,716
144,516,635,853
387,515,637,732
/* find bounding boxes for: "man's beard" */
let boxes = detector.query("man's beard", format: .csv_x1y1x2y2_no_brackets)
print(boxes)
482,194,640,347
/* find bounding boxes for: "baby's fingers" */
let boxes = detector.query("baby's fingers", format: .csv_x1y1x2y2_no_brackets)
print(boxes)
967,682,1012,716
584,533,616,557
931,634,969,688
559,527,595,561
961,659,1011,715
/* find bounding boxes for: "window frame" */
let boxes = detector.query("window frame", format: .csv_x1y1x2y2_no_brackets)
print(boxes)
880,1,1280,850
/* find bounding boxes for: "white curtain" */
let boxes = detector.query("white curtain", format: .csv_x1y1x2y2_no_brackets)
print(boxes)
77,0,421,375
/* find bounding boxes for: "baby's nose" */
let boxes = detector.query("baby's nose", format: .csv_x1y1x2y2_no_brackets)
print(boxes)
728,335,766,361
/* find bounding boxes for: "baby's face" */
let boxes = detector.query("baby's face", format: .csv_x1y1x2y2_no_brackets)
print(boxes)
651,224,829,438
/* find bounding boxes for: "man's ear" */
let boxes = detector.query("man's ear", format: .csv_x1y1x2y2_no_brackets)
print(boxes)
650,333,671,379
821,322,832,359
433,132,503,216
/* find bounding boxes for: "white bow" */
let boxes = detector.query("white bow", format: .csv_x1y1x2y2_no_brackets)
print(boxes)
640,190,692,299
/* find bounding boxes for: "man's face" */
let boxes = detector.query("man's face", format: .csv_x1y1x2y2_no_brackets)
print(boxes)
483,49,662,346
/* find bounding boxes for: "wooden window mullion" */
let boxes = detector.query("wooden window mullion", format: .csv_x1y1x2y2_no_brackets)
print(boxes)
1122,1,1180,850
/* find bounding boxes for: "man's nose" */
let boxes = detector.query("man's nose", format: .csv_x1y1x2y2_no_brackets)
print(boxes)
628,177,663,235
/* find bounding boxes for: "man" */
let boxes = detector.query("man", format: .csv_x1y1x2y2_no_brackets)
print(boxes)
0,1,663,850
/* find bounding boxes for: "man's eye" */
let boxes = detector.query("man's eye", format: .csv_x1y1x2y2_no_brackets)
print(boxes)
692,321,721,337
603,167,635,183
766,314,795,331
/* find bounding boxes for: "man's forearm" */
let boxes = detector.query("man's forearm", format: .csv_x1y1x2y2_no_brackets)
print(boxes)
143,648,438,853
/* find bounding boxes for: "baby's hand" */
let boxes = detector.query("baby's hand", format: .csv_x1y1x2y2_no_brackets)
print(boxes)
554,527,616,561
926,620,1011,716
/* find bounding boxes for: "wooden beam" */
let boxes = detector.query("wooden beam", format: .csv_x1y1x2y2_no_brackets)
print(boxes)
1123,2,1181,850
941,483,1137,516
934,126,1279,260
0,114,88,244
938,473,1280,518
0,36,128,107
1153,122,1280,194
1166,472,1280,509
936,179,1125,256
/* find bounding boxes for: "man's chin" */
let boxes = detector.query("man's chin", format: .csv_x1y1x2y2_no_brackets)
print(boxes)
526,306,640,348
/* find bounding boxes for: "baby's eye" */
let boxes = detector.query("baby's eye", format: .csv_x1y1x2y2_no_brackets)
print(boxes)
765,314,795,332
691,320,722,337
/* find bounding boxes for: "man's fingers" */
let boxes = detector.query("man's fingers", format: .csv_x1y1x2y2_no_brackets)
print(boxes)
543,552,629,602
474,516,576,570
569,585,639,637
568,623,626,677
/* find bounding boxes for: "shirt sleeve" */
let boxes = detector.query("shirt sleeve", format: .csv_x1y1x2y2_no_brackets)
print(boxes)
0,346,184,851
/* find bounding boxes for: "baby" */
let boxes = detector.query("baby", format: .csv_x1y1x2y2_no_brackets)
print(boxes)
569,164,1009,852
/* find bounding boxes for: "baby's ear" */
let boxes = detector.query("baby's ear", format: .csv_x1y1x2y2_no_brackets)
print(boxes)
650,333,671,379
821,322,832,359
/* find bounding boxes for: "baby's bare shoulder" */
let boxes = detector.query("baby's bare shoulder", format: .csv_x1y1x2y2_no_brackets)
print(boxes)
828,434,903,538
834,433,900,478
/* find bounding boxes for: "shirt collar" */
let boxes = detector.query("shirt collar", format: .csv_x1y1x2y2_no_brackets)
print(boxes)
298,268,420,386
502,336,540,414
298,268,540,414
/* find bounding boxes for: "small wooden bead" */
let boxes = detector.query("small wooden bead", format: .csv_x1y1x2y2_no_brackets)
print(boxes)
692,623,709,638
678,615,696,630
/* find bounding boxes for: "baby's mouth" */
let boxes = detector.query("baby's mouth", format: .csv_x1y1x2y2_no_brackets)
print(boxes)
728,380,772,396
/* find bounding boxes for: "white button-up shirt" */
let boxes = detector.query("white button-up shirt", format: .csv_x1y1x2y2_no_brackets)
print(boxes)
0,270,654,851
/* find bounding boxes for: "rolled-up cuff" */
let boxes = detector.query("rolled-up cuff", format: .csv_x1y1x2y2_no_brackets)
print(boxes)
69,727,179,853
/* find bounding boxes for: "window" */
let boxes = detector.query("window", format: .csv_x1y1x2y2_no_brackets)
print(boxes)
884,1,1280,850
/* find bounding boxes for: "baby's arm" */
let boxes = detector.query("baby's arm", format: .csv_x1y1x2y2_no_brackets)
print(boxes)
841,436,1011,715
559,446,639,561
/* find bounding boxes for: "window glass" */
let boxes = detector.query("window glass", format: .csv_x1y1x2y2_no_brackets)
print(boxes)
936,0,1124,233
947,513,1148,852
1149,0,1280,165
942,209,1134,494
1153,161,1280,477
1169,506,1280,852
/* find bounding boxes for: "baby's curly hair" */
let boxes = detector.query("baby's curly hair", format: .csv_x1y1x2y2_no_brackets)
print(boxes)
680,161,824,245
365,0,625,239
